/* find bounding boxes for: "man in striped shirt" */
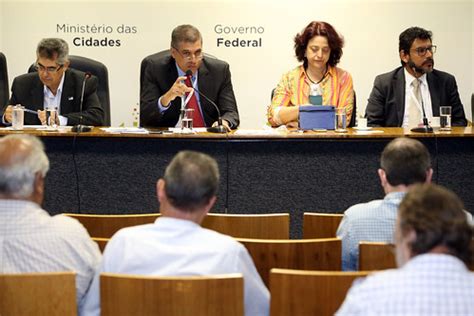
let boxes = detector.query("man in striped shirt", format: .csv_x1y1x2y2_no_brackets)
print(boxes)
337,184,474,315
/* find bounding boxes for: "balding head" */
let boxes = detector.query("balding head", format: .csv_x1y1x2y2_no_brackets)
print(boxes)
380,137,432,188
0,135,49,201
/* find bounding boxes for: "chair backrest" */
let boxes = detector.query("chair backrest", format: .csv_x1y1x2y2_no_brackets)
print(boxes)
0,271,77,316
100,273,244,316
140,50,216,95
471,93,473,123
0,52,8,109
237,237,341,286
358,241,396,271
63,213,160,238
303,212,344,238
202,213,290,239
349,90,357,127
270,268,369,316
92,237,109,252
28,55,111,125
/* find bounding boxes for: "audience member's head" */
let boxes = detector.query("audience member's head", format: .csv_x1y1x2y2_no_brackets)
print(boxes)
379,137,432,193
396,183,473,267
0,135,49,204
158,151,219,221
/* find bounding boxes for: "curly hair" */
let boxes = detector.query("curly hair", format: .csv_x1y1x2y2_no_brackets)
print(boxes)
294,21,344,68
398,184,473,266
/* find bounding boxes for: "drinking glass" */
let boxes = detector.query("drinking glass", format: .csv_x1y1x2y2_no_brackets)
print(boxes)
440,106,451,131
335,110,347,132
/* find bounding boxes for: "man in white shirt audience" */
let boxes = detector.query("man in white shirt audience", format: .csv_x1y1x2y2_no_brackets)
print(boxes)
337,137,432,270
337,183,474,315
0,134,101,311
81,150,269,316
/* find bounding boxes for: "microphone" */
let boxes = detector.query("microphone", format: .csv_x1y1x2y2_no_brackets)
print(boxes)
72,72,92,133
410,73,433,133
185,70,227,133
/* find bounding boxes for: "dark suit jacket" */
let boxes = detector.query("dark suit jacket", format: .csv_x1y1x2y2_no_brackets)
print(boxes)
366,66,467,127
140,53,239,128
2,68,104,126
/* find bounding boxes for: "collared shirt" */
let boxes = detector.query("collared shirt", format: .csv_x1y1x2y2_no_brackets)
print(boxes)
403,68,433,127
268,65,354,126
337,192,406,271
43,72,68,126
0,199,101,311
337,254,474,315
157,64,204,128
80,217,269,316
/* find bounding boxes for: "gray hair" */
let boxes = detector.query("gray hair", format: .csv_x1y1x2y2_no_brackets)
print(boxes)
171,24,202,48
36,38,69,65
163,150,219,212
0,135,50,198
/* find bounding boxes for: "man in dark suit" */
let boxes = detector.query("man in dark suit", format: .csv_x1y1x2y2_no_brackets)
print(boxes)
140,24,239,129
366,27,467,127
1,38,104,126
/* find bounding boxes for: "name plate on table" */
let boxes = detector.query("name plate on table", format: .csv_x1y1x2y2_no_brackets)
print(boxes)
299,105,335,130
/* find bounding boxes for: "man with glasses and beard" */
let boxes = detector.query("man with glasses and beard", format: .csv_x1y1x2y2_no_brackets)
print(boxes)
140,24,239,130
366,27,467,127
1,38,104,126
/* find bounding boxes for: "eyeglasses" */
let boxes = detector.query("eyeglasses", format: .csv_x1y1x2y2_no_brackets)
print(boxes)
411,45,437,57
35,62,64,73
172,46,203,61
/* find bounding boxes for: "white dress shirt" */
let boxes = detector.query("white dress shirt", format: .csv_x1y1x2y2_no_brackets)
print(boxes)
80,217,269,316
0,199,101,312
402,68,433,127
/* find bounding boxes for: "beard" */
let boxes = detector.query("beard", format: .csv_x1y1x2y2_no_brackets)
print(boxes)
407,58,434,75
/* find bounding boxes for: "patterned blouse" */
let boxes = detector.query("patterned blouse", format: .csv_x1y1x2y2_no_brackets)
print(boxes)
268,65,354,126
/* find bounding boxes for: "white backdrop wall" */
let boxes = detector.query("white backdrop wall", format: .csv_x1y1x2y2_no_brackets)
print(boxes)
1,0,472,127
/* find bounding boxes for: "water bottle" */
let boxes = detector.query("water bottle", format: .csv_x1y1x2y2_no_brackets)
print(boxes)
309,84,323,106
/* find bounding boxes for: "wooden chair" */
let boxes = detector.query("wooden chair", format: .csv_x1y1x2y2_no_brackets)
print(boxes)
100,273,243,316
303,212,344,238
202,213,290,239
0,271,77,316
270,268,369,316
359,241,396,271
92,237,109,252
237,237,341,286
63,213,160,238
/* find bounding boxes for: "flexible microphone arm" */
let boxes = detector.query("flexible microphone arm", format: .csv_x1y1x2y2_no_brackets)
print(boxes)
72,72,92,133
410,70,433,133
185,70,227,133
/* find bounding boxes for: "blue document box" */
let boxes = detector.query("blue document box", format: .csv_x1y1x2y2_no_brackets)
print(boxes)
299,105,335,130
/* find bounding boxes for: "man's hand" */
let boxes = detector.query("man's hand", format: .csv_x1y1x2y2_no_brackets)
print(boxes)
212,119,231,132
3,105,13,123
161,76,193,107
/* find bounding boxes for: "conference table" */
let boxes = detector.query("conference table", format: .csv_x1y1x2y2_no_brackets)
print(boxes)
1,126,473,237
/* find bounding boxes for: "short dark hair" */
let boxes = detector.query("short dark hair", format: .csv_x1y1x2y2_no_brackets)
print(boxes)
163,151,219,212
398,184,473,265
294,21,344,68
380,138,431,186
171,24,202,48
36,38,69,65
399,27,432,66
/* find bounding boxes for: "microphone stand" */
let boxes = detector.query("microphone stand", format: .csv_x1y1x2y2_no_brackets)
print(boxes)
72,72,92,133
410,72,433,133
185,70,227,134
